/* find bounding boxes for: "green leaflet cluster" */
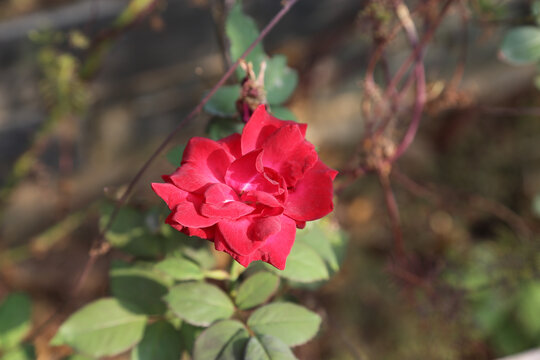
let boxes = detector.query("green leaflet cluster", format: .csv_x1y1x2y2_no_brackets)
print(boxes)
204,2,299,139
0,293,35,360
50,185,346,359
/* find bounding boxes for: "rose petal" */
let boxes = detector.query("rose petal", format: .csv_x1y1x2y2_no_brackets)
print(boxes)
183,226,215,240
248,216,282,242
215,215,296,270
168,137,233,193
224,150,278,194
241,190,282,208
241,105,307,154
200,201,254,219
284,161,338,221
218,133,242,159
165,212,183,232
151,182,188,210
215,218,264,256
261,124,318,186
171,195,218,228
204,183,239,205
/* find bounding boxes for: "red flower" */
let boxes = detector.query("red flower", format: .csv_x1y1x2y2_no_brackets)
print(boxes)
152,105,337,269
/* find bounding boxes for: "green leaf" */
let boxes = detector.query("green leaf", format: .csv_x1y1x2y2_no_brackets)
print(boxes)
114,0,155,28
193,320,249,360
245,335,297,360
235,272,279,310
164,282,235,326
516,282,540,337
155,257,204,281
131,321,183,360
110,261,171,315
1,345,35,360
532,193,540,218
226,3,266,79
296,219,347,274
0,293,32,350
100,204,162,258
270,242,329,283
204,85,240,117
269,107,297,122
160,228,216,270
165,145,185,167
179,323,204,355
500,26,540,65
265,55,298,105
533,1,540,25
206,117,244,141
247,303,321,347
63,355,93,360
50,298,147,358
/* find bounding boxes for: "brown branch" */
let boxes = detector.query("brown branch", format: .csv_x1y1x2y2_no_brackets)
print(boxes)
378,169,406,262
391,168,533,241
390,0,426,161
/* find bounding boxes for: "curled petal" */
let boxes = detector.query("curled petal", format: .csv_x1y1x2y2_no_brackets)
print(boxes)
215,218,264,256
215,215,296,270
218,133,242,159
248,216,282,242
284,161,338,221
183,226,215,240
169,137,233,193
241,190,282,208
261,124,318,186
225,150,278,194
204,183,239,204
200,201,254,219
151,182,188,210
241,105,307,154
171,195,218,228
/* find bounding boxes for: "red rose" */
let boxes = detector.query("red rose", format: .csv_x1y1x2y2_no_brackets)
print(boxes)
152,105,337,269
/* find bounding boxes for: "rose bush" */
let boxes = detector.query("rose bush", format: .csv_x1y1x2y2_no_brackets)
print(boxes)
152,105,337,269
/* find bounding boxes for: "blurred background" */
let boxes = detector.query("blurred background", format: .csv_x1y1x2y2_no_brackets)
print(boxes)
1,0,540,359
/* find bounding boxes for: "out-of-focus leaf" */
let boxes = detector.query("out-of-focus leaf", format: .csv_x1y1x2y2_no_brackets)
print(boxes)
179,323,204,355
114,0,156,28
100,204,162,258
193,320,249,360
269,107,297,121
269,242,329,283
265,55,298,105
131,321,183,360
226,3,266,79
50,298,147,358
164,282,234,326
500,26,540,65
110,261,172,315
235,272,279,310
244,335,297,360
206,117,244,141
165,145,185,167
155,257,204,281
533,1,540,25
516,282,540,337
247,302,321,347
0,293,32,350
2,345,35,360
204,85,240,117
